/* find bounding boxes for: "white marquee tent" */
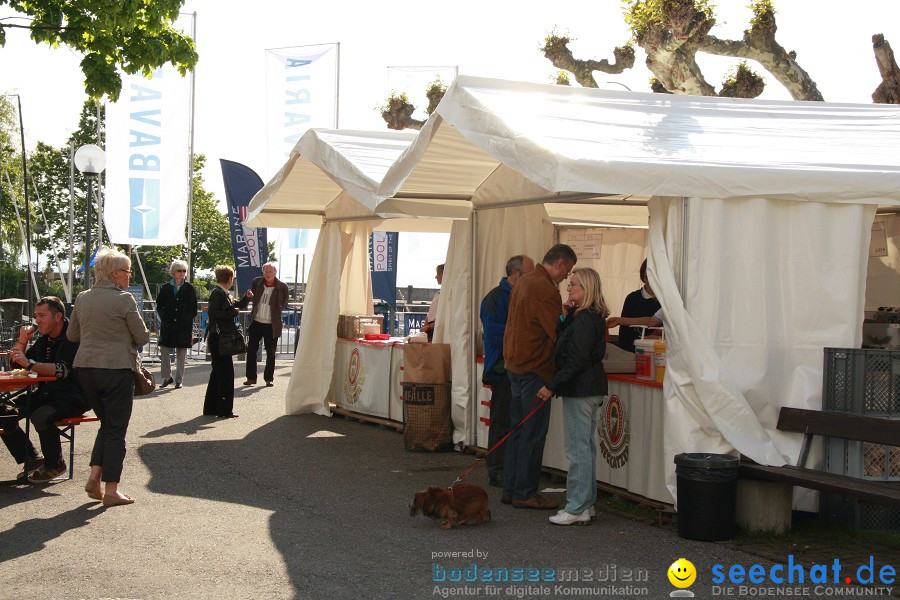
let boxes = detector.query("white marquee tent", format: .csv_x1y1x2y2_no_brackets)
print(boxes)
248,76,900,502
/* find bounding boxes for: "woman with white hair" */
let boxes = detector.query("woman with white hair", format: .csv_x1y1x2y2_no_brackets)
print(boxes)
68,247,150,507
155,259,198,389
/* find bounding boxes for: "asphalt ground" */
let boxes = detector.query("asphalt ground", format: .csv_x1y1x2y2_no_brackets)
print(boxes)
1,360,897,600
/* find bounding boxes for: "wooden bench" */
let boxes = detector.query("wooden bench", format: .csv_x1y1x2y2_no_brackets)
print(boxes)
737,407,900,533
55,415,99,480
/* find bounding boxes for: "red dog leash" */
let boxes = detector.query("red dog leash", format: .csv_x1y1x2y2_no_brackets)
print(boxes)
450,394,549,488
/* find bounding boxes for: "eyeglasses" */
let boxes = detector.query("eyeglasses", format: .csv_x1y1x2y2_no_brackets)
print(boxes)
117,268,132,274
175,269,187,273
566,281,582,288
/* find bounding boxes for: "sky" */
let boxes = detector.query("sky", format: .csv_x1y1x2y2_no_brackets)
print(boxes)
1,0,899,286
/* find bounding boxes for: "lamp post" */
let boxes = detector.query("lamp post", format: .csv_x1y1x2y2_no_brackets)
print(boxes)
74,144,106,290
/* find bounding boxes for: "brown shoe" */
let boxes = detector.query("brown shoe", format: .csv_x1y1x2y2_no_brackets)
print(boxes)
512,495,559,510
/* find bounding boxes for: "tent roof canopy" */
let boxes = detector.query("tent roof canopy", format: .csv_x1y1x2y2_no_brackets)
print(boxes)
245,129,455,232
376,76,900,214
247,76,900,232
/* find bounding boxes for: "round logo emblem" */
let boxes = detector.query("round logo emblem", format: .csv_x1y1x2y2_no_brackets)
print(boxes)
343,348,365,404
348,348,361,386
599,394,629,468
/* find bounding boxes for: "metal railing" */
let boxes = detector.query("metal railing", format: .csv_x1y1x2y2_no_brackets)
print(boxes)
139,302,303,363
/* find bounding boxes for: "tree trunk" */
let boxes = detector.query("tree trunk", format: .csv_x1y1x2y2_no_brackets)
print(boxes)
872,34,900,104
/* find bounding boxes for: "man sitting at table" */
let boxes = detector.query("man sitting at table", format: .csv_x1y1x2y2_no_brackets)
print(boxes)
1,296,89,483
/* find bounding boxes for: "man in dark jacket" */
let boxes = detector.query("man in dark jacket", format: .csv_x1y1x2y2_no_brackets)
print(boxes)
502,243,577,510
480,254,534,487
2,296,89,483
241,263,289,386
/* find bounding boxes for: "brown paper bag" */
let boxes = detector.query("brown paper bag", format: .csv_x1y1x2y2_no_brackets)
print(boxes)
403,343,451,383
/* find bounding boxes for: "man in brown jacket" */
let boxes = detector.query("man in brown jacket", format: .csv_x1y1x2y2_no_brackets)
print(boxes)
501,243,577,510
240,263,290,386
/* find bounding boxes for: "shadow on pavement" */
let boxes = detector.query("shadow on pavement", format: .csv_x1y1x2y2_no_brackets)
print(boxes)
138,413,503,598
0,503,97,563
142,416,218,439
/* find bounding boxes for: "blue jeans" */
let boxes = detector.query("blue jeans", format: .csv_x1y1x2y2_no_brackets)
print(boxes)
503,372,552,501
561,395,606,515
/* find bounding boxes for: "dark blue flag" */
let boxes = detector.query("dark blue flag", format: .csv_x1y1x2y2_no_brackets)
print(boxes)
370,231,398,307
220,159,268,293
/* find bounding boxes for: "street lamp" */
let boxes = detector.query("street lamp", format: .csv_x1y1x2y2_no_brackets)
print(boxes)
74,144,106,289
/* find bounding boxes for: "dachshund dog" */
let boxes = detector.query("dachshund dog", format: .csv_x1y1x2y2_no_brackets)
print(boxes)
410,483,491,529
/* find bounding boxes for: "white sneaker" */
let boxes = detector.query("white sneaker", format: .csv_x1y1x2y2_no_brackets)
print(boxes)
549,510,590,526
555,506,596,519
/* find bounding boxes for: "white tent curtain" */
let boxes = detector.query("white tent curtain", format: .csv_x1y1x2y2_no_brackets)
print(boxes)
286,223,346,416
650,196,877,505
286,220,375,416
433,220,471,443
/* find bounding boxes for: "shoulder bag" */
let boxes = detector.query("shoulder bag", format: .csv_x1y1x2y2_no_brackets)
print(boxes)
216,323,247,356
134,363,156,396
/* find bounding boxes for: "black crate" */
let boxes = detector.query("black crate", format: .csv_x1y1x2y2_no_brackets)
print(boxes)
823,348,900,415
821,348,900,530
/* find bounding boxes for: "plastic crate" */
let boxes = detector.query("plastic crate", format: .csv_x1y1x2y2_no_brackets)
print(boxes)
821,348,900,530
823,348,900,415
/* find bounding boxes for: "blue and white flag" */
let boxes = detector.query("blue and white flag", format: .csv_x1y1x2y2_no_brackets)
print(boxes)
370,231,398,307
104,14,193,246
265,43,338,261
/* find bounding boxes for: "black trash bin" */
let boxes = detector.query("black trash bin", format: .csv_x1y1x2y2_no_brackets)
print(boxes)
674,453,740,541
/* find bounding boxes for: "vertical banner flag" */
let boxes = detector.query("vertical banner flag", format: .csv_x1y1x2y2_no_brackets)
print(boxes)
265,43,339,256
370,231,398,307
221,159,268,293
105,14,193,245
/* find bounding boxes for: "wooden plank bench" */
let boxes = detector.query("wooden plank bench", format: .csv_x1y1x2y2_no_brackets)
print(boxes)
55,415,99,480
737,407,900,533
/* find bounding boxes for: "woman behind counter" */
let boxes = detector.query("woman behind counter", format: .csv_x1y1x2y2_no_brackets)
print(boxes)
536,267,609,526
203,265,244,419
156,259,198,389
68,247,150,507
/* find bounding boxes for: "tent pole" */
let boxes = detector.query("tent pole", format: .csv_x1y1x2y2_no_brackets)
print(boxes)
132,247,153,299
469,209,478,446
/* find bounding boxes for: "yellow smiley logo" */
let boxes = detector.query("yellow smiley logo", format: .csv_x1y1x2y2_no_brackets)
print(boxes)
668,558,697,588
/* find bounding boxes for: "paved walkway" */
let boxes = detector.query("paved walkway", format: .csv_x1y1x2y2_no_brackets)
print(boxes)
1,361,897,599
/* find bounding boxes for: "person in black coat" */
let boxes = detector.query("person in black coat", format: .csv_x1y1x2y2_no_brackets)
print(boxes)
536,267,609,526
156,259,198,389
615,259,661,353
203,265,242,418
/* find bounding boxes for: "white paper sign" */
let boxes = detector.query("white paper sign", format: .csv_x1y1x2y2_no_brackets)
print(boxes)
871,220,888,257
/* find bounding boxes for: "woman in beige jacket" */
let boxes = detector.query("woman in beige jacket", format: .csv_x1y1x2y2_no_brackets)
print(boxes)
68,247,150,507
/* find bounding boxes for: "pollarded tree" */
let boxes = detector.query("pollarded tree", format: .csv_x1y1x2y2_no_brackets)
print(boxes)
381,78,448,131
544,0,822,99
0,0,198,100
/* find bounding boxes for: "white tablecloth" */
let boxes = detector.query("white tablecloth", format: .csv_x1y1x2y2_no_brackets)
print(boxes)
332,338,404,421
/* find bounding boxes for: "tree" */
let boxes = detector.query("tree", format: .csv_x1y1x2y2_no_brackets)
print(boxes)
381,78,448,131
0,0,198,100
382,0,900,129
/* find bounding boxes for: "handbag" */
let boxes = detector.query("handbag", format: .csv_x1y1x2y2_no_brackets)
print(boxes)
216,324,247,356
134,365,156,396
